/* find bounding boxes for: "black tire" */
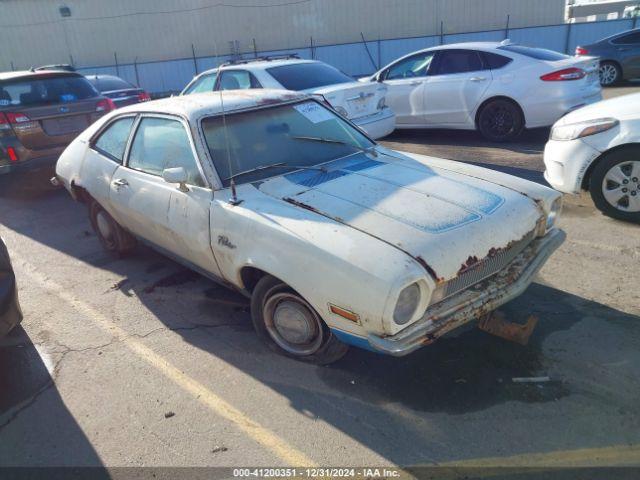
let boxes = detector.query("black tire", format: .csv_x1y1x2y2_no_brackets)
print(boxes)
589,147,640,223
88,200,137,255
599,61,622,87
477,99,524,142
250,275,349,364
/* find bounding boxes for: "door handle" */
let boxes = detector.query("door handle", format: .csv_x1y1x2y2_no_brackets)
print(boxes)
409,80,423,86
470,77,487,82
112,179,129,187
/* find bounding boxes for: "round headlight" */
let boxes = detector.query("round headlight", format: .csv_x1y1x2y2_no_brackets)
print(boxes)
393,283,421,325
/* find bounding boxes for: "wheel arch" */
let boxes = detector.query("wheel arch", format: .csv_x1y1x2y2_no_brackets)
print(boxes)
474,95,526,129
581,143,640,191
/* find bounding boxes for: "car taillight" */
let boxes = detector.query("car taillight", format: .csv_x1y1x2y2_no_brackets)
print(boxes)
0,113,10,130
5,112,31,123
540,68,586,81
6,146,18,162
96,98,116,112
575,47,589,56
137,92,151,102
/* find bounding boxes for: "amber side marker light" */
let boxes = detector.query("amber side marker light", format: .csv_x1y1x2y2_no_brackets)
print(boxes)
329,304,360,323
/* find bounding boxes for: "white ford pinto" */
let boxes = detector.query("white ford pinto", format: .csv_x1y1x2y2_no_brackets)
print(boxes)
55,90,565,364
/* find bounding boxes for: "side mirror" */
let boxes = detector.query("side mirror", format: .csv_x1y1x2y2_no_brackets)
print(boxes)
162,167,189,192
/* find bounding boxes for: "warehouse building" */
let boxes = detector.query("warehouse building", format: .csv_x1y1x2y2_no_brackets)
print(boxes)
0,0,567,71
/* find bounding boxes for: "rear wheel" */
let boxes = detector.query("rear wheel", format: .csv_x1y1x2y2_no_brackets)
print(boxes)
599,61,621,87
589,147,640,223
251,275,349,364
477,99,523,142
89,200,137,255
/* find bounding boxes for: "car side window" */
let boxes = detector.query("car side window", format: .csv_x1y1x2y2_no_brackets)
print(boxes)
612,32,640,45
385,52,435,80
482,51,513,70
185,73,218,94
127,117,205,187
93,116,135,163
217,70,262,90
435,49,484,75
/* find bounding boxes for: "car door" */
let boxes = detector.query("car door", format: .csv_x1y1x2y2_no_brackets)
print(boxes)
108,115,219,276
611,32,640,78
424,49,492,126
379,51,435,125
84,115,137,216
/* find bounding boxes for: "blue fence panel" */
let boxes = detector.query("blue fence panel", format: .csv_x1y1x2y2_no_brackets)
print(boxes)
195,54,232,74
315,42,380,77
508,24,569,52
379,36,440,68
258,48,314,60
136,58,196,93
444,30,506,44
568,19,635,52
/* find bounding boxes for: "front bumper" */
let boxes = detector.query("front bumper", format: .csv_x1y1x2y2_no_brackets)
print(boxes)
543,138,602,194
352,107,396,140
0,154,60,175
367,228,566,356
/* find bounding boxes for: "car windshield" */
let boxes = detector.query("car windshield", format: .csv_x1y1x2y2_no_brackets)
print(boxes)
201,100,375,186
89,76,134,92
0,74,99,107
497,45,570,61
266,63,354,90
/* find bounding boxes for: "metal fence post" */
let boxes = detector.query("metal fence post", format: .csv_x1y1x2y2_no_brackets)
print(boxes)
505,14,510,39
440,20,444,44
134,57,140,86
564,21,573,54
191,44,198,75
310,36,315,59
252,38,258,58
114,52,120,76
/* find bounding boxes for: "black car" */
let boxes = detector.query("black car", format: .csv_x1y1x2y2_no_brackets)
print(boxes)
0,237,22,337
576,28,640,86
85,74,151,108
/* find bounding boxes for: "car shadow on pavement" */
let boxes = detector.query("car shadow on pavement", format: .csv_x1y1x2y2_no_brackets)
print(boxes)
2,173,640,466
0,327,108,472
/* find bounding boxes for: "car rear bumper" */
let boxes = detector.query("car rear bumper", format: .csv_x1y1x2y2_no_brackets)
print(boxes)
0,154,60,175
352,107,396,139
365,229,566,356
525,89,603,129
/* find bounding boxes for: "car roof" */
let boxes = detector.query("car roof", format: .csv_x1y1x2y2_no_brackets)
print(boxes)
0,70,82,82
197,58,318,76
85,74,129,81
115,89,308,120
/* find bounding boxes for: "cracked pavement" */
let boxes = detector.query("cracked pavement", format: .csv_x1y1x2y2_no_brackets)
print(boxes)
1,85,640,469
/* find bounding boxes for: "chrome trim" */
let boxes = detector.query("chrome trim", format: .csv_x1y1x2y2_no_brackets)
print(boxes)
367,229,566,356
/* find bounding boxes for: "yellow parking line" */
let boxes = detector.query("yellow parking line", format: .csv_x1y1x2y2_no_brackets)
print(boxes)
437,444,640,468
17,256,316,467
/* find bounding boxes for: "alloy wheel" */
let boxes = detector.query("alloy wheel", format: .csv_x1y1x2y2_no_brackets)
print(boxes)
599,64,618,86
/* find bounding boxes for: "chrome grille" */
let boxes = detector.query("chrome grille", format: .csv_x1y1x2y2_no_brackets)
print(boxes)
442,230,536,300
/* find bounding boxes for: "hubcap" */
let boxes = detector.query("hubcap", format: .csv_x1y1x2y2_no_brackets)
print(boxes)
483,105,515,138
602,160,640,213
599,64,618,86
263,292,323,356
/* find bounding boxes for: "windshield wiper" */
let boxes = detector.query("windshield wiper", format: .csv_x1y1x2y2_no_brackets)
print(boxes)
290,135,378,156
224,162,327,182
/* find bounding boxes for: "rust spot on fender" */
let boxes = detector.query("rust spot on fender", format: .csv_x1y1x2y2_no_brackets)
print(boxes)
416,256,444,283
459,255,480,274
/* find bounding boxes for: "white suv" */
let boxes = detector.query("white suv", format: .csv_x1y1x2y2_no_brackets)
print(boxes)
181,56,395,139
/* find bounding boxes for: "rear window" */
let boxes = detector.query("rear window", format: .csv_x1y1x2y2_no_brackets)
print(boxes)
267,63,354,91
0,75,99,107
89,76,134,92
498,45,569,61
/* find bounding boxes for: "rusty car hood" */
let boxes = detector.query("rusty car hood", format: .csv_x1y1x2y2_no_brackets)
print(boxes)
257,151,544,281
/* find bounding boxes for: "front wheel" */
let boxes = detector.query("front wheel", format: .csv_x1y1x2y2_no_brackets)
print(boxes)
477,99,524,142
251,275,349,364
599,61,621,87
88,200,137,255
589,148,640,223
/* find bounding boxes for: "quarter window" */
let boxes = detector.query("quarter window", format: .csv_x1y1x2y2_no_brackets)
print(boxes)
127,117,205,187
482,51,513,70
385,52,435,80
435,50,484,75
217,70,261,90
184,73,218,94
93,116,135,163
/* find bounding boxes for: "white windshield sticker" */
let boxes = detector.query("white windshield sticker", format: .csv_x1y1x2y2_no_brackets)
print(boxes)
294,102,334,124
